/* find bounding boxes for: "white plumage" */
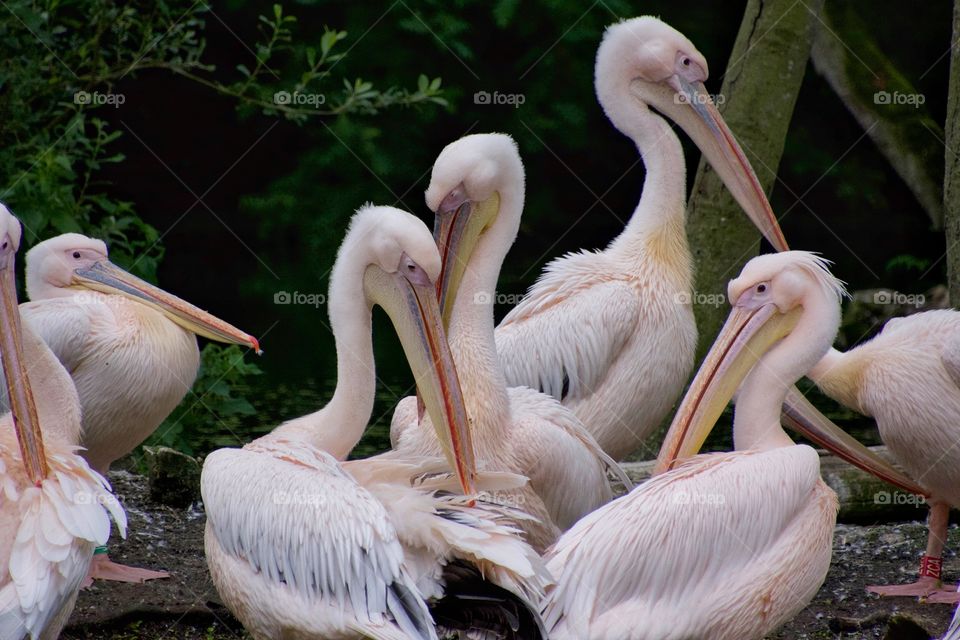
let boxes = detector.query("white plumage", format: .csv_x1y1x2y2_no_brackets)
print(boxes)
390,134,626,551
543,448,835,640
540,252,888,639
203,206,547,639
493,16,788,461
0,205,126,640
805,308,960,600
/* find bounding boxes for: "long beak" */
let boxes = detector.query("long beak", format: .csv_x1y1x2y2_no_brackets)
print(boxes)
781,386,928,497
0,236,48,484
654,303,801,473
433,192,501,328
642,77,789,252
73,261,261,353
365,264,477,495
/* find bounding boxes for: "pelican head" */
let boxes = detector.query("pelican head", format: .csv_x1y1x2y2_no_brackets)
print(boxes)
654,251,923,494
596,16,788,252
425,133,524,324
25,233,261,353
0,202,47,483
342,205,476,494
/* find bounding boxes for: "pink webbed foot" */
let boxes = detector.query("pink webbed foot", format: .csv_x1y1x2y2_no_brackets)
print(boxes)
868,555,959,602
82,552,170,588
867,576,958,601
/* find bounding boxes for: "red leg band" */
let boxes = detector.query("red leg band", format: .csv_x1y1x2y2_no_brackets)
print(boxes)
920,555,943,580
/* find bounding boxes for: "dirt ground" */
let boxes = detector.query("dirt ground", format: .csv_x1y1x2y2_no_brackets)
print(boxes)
61,470,959,640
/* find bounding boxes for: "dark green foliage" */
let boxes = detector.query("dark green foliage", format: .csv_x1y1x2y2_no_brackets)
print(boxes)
147,344,263,456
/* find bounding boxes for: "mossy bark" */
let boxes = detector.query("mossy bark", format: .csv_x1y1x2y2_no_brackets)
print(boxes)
686,0,824,366
811,2,946,230
946,0,960,306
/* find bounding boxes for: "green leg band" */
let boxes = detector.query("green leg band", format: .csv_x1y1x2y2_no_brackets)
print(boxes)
94,545,109,555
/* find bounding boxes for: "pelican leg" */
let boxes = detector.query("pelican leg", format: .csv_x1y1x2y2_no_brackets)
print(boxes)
83,552,170,587
868,501,959,603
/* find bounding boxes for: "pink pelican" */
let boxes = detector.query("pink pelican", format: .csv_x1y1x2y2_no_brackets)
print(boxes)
541,252,924,639
0,204,126,639
493,16,790,461
390,133,629,552
18,233,259,582
203,206,546,640
789,308,960,602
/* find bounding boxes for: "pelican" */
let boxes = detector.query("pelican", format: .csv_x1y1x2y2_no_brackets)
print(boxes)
203,205,546,640
17,233,259,582
540,251,925,639
0,204,126,639
390,133,629,552
492,16,790,461
783,308,960,602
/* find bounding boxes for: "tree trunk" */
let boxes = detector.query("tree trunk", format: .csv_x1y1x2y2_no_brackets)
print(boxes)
946,0,960,306
685,0,823,365
811,2,945,230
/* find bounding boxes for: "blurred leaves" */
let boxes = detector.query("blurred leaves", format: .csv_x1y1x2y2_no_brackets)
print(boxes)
146,344,263,456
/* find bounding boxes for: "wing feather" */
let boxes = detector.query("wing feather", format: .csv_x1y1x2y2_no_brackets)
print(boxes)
2,448,124,640
496,253,639,403
542,446,832,639
201,439,436,639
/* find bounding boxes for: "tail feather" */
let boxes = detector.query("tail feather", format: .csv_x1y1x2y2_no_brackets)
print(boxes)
429,562,547,640
386,572,439,640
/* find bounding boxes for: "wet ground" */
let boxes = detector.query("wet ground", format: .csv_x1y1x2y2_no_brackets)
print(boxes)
62,470,959,640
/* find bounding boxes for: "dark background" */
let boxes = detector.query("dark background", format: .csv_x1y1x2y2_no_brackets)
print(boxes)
29,0,956,454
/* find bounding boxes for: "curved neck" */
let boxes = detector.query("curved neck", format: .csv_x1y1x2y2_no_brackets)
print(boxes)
734,298,840,451
273,259,375,460
806,347,863,412
446,187,524,442
598,77,688,262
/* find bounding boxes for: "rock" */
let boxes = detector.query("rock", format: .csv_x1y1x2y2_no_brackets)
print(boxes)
618,446,928,524
143,446,201,508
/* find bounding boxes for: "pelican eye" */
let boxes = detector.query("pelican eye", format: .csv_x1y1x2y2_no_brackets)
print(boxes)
756,284,767,293
72,251,81,259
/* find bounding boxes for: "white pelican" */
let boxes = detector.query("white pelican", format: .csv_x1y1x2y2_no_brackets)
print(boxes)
784,308,960,602
493,16,790,461
390,133,629,552
17,233,259,582
203,205,547,640
0,205,126,639
540,251,924,639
